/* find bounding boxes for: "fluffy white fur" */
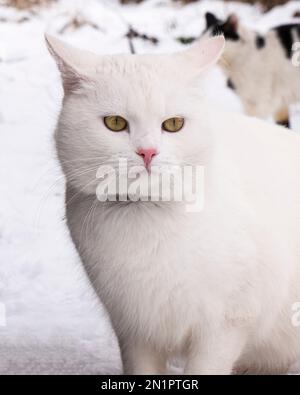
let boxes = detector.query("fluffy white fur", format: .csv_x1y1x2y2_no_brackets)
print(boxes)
46,34,300,374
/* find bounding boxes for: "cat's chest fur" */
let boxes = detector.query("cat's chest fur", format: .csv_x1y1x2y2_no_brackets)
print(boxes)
66,186,264,350
67,192,205,344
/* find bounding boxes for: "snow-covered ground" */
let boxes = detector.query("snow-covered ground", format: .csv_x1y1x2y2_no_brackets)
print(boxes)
1,0,300,374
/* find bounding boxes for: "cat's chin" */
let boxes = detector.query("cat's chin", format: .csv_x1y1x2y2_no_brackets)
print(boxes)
99,199,180,211
99,193,177,203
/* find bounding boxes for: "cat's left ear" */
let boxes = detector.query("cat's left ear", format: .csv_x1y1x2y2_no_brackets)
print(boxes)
45,34,96,94
205,12,220,29
182,35,225,71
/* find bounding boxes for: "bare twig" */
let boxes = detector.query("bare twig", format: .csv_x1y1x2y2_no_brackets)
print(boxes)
125,26,159,54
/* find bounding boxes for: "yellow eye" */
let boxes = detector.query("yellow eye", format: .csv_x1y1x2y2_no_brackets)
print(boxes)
162,117,184,132
104,116,128,132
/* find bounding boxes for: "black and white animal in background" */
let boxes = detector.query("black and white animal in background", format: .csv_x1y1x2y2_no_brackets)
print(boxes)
205,12,300,127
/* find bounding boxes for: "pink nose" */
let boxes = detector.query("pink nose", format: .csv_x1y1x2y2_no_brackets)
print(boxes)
137,148,157,168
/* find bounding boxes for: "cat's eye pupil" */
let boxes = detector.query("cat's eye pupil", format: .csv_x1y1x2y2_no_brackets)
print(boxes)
162,117,184,133
104,116,127,132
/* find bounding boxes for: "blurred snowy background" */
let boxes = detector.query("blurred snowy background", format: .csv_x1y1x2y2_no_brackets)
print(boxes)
1,0,300,374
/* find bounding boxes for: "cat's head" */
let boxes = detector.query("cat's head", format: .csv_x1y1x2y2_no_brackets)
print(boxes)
204,13,257,71
205,13,240,41
46,35,224,198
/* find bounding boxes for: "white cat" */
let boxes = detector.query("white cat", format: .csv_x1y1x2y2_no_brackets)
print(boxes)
46,34,300,375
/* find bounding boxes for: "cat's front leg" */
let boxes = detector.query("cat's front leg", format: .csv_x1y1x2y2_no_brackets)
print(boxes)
120,339,166,375
184,327,246,375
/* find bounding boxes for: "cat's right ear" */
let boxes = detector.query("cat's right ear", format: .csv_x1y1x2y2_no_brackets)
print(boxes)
45,34,94,94
182,35,225,72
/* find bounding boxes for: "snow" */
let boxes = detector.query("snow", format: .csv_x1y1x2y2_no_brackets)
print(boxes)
0,0,300,374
